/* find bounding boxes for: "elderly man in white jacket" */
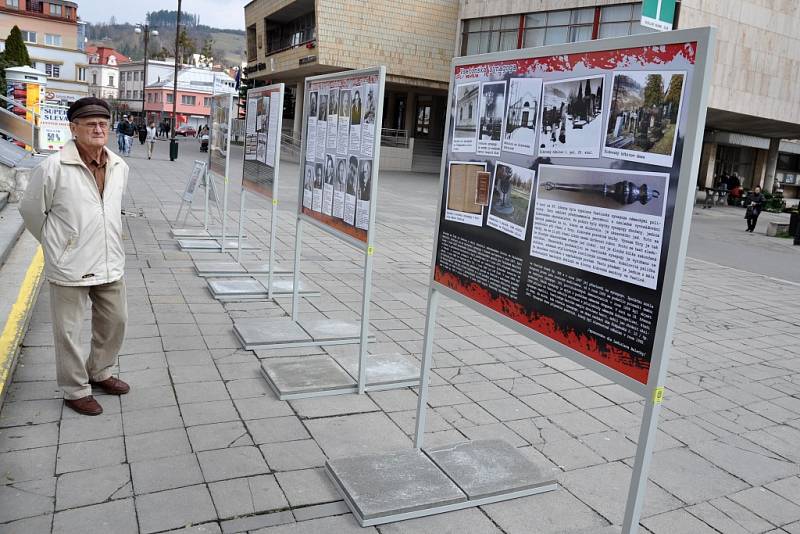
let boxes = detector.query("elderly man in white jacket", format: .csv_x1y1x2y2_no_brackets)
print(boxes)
20,97,131,416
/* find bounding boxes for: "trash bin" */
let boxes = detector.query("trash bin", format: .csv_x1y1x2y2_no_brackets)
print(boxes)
169,139,179,161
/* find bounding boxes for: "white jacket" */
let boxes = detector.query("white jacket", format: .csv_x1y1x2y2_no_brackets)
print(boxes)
20,140,129,286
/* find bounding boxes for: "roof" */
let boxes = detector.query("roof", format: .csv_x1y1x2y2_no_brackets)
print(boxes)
86,45,130,66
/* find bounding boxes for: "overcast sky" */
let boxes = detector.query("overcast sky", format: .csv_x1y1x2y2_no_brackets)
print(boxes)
78,0,246,30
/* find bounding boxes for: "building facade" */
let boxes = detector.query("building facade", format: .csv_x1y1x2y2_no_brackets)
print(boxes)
118,60,177,117
244,0,459,151
86,46,129,100
0,0,88,105
456,0,800,201
143,67,236,129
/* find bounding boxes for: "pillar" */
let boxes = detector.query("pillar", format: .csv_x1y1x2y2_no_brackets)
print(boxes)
292,80,304,141
762,137,781,193
698,142,717,188
404,91,417,138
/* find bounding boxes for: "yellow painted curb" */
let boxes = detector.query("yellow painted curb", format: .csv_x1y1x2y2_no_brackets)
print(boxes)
0,246,45,400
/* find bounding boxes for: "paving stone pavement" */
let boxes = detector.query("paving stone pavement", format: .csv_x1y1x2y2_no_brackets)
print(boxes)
1,139,799,533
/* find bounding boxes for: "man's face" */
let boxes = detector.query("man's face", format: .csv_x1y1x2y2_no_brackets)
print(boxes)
70,117,109,149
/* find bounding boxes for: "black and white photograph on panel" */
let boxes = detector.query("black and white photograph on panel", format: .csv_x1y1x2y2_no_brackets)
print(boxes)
245,97,257,160
337,89,351,156
349,85,363,154
445,161,486,227
303,163,314,209
344,155,358,226
356,159,372,230
316,88,328,161
327,87,339,150
306,91,317,163
476,81,506,157
313,162,324,212
502,78,542,156
539,75,605,158
452,82,479,153
530,164,668,290
487,161,535,240
323,154,335,216
256,96,269,131
361,84,377,157
603,71,686,168
334,156,347,219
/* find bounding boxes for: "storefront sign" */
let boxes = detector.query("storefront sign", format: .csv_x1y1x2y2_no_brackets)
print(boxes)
38,104,71,151
641,0,677,31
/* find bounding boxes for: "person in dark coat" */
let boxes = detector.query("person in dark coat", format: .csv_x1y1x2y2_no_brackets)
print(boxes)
744,186,765,232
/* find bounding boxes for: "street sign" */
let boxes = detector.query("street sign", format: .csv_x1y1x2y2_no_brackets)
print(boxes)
641,0,676,32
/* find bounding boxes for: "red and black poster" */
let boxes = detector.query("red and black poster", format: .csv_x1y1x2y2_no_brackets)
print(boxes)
435,41,699,385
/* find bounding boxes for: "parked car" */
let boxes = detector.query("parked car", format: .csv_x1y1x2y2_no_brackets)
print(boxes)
175,126,197,137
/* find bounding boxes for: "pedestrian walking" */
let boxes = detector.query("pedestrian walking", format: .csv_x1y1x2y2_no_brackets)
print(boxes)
138,120,147,145
744,186,765,232
146,120,157,159
20,96,131,416
117,115,127,152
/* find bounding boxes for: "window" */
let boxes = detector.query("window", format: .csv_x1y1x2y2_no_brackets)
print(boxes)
598,4,655,38
51,3,62,15
203,97,211,107
181,95,196,105
167,93,174,103
45,34,62,46
21,30,36,44
7,0,19,8
44,63,61,78
523,7,594,47
126,90,132,99
265,11,315,54
247,25,257,61
77,66,86,81
92,73,97,85
109,75,114,86
133,71,139,82
147,93,152,103
462,15,519,55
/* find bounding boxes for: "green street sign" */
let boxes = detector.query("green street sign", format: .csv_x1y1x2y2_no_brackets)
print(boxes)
641,0,676,31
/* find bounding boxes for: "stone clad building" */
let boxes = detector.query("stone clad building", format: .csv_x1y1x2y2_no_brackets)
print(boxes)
456,0,800,201
244,0,459,170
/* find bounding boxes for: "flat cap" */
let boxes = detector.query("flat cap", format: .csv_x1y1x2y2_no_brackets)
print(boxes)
67,97,111,121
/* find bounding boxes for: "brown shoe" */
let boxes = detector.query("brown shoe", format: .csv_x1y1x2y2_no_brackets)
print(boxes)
90,376,130,395
65,395,103,416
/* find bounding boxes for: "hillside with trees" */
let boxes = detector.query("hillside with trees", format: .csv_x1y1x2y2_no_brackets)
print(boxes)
86,11,245,67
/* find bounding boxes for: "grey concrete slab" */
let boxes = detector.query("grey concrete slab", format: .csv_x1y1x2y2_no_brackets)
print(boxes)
234,318,313,350
208,278,318,301
334,352,420,387
326,449,466,521
300,319,365,342
177,238,259,251
424,439,556,500
194,261,292,277
260,355,355,399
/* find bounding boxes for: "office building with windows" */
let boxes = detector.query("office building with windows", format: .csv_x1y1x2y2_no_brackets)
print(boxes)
143,67,236,130
457,1,800,200
118,59,177,118
244,0,459,171
0,0,88,105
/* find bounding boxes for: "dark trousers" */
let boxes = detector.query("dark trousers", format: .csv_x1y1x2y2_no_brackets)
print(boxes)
746,216,758,231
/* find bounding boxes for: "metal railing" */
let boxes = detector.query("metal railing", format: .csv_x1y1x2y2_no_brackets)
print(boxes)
0,94,39,151
380,128,409,148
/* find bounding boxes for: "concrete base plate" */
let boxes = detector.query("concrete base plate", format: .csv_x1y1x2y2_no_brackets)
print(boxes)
260,355,354,398
194,261,291,277
208,278,318,301
335,352,420,387
325,439,558,527
171,228,243,239
177,239,259,251
234,318,312,349
234,318,371,350
299,319,364,342
326,449,466,522
426,439,555,499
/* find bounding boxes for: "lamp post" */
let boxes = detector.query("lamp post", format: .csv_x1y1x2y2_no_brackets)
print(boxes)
170,0,182,161
134,23,158,126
